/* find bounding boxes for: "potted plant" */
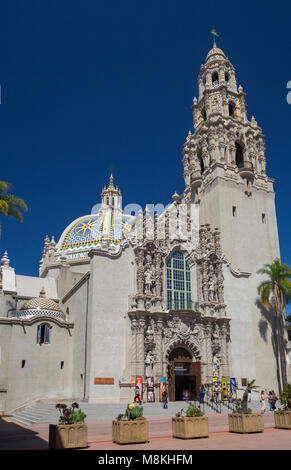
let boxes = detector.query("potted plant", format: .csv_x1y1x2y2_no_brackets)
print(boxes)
112,404,149,445
172,404,209,439
228,379,264,434
275,383,291,429
49,402,87,449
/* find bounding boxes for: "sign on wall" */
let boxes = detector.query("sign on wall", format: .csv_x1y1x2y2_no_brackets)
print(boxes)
135,376,143,402
147,377,155,402
230,377,237,399
94,377,114,385
221,377,228,401
159,377,167,402
212,377,218,398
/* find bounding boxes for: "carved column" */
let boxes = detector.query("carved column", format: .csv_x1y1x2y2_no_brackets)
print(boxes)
154,319,164,378
203,322,213,384
220,321,230,377
136,317,146,377
130,318,138,380
136,248,144,294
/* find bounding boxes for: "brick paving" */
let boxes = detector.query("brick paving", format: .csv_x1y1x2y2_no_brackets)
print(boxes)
1,412,291,450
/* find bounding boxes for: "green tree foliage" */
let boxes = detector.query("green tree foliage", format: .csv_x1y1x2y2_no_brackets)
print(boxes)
0,181,28,238
257,259,291,392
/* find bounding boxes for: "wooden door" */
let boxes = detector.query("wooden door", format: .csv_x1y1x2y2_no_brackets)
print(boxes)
168,361,175,402
191,362,201,400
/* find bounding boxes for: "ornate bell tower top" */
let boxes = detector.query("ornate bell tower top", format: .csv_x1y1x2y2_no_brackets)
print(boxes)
182,37,268,197
193,40,243,126
101,173,122,209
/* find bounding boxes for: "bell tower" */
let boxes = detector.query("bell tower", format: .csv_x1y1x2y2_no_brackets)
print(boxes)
182,37,284,389
182,38,278,270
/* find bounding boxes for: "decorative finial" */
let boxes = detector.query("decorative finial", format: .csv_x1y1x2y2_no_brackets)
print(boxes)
172,191,180,203
211,28,219,47
39,286,46,298
1,251,10,267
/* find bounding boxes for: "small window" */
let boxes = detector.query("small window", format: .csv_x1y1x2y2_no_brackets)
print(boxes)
228,102,235,118
225,72,230,83
37,324,50,345
60,361,64,369
212,71,219,85
112,197,115,206
232,206,237,217
106,196,109,205
262,213,266,224
21,360,26,368
235,142,244,167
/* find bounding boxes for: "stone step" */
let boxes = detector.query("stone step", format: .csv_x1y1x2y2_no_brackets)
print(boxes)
12,400,265,425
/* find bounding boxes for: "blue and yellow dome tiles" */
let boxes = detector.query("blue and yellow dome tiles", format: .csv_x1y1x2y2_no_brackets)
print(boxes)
60,212,134,253
15,297,65,320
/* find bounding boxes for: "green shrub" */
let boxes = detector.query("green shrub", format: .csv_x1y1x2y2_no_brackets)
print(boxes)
116,404,145,421
56,402,86,424
176,406,204,418
279,384,291,410
185,406,204,417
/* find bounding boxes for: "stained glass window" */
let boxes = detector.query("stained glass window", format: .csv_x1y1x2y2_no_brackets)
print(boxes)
166,251,192,310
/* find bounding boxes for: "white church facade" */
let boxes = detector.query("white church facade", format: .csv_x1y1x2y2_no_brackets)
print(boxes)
0,42,289,414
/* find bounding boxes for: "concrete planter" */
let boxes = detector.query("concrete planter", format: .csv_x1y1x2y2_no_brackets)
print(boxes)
172,416,209,439
228,413,264,434
49,423,88,449
112,419,149,445
274,410,291,429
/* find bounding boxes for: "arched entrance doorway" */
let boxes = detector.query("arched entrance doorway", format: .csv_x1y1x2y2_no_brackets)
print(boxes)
168,347,201,401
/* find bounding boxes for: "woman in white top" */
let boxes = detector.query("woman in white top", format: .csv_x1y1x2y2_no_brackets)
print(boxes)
260,390,266,413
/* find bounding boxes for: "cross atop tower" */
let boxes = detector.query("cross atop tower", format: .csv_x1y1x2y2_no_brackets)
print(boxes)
210,28,219,47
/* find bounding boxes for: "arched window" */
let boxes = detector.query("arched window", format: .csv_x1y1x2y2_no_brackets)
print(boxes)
228,101,235,118
197,147,204,175
235,142,244,167
225,72,230,83
166,251,192,310
201,108,206,121
212,71,219,86
37,324,51,345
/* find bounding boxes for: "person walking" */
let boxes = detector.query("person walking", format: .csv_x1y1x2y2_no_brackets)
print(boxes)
199,384,205,404
271,390,278,411
260,390,266,413
162,389,168,409
268,391,274,412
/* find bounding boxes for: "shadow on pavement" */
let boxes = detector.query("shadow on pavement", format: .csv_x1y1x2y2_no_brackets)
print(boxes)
0,418,48,450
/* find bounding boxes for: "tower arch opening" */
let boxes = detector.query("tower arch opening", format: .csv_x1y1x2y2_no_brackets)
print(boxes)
201,107,207,121
228,101,235,118
197,147,205,174
235,142,244,167
212,71,219,86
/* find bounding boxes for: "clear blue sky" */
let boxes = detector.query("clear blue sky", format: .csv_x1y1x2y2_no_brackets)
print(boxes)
0,1,290,296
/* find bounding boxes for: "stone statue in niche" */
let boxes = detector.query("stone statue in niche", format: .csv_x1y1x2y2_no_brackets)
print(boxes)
213,354,221,377
144,269,154,294
208,278,216,302
145,350,155,377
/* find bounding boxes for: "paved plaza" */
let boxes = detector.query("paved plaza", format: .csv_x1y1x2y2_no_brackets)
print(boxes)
1,410,291,451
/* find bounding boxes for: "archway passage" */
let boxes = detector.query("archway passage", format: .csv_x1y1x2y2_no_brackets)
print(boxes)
168,347,201,402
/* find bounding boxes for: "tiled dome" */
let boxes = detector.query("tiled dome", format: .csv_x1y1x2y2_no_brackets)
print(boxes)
59,212,135,254
206,47,226,63
16,297,65,320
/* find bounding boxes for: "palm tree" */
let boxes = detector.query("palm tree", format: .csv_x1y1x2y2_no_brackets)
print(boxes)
240,379,260,414
257,258,291,393
0,181,28,238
